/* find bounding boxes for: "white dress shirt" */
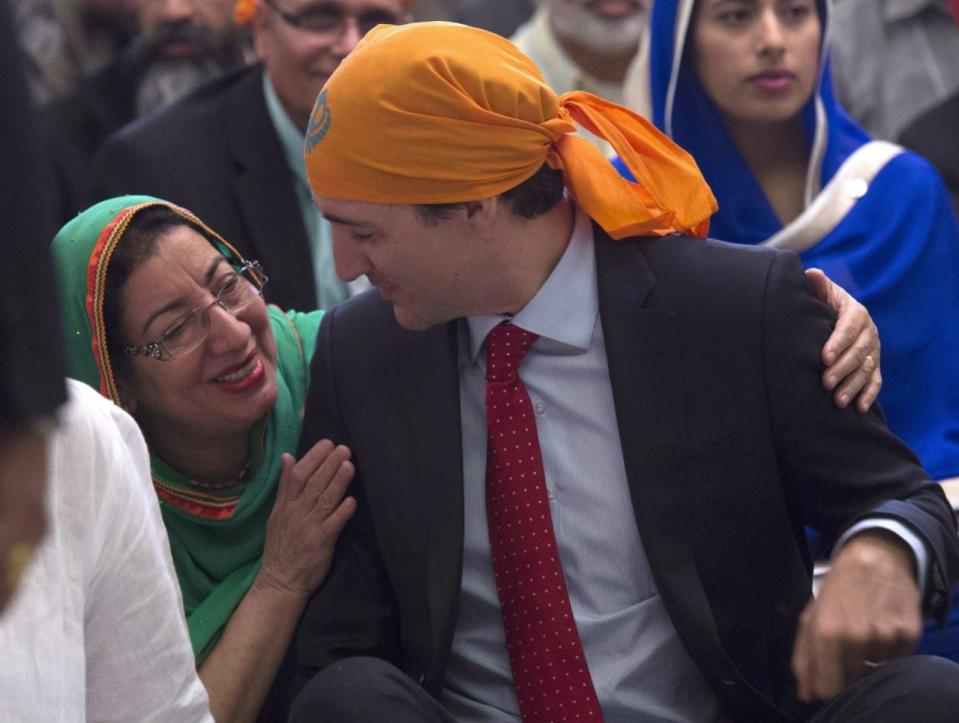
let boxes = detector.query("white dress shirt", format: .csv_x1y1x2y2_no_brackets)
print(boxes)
439,207,721,722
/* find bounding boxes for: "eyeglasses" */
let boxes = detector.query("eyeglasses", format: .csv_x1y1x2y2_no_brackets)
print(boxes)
260,0,402,37
121,260,268,362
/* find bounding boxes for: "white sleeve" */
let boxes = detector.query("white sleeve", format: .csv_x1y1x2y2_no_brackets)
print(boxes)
75,383,212,723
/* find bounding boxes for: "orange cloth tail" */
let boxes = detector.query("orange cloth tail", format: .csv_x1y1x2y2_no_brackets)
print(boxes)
553,92,716,239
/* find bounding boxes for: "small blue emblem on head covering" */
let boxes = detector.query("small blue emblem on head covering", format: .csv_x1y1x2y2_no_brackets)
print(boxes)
306,89,332,153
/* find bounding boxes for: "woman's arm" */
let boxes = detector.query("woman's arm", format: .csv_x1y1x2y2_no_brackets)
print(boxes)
199,441,356,723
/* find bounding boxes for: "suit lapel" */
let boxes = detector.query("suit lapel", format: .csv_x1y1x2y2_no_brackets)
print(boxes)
594,229,744,688
226,67,317,310
396,322,465,679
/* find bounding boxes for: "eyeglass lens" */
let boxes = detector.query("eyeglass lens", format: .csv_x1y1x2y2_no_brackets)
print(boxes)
158,273,259,357
294,3,401,35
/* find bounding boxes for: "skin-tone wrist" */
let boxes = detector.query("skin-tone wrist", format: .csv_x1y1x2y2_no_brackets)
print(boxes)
250,569,312,606
792,529,921,702
835,530,917,581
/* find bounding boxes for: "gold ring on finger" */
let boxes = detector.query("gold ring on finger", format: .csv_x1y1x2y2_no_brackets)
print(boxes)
863,353,877,373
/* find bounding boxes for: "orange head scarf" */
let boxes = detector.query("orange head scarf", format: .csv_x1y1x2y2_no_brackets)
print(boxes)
303,22,717,239
235,0,415,25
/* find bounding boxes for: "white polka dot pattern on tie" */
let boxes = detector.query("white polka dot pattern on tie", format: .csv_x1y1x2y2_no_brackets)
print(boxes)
484,323,604,722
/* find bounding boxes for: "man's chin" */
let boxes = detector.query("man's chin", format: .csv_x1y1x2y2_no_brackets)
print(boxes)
392,304,441,332
135,57,225,116
550,3,647,58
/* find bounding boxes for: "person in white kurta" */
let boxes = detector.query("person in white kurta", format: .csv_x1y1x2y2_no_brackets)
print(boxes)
0,379,212,722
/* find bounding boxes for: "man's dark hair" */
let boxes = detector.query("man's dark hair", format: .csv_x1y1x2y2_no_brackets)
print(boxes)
414,164,565,224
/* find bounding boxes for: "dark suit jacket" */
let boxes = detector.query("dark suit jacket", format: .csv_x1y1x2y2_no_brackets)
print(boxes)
88,64,317,312
295,227,959,721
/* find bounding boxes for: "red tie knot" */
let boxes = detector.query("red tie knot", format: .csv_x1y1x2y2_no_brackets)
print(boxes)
485,323,539,383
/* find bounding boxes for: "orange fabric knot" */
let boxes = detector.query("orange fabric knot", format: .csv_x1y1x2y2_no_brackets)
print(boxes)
552,91,717,238
543,106,578,141
234,0,256,25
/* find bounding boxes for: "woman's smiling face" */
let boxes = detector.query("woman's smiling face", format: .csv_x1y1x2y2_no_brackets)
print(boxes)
116,224,278,449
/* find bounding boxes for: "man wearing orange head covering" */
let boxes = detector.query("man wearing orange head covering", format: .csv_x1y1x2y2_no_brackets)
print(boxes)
88,0,414,313
291,22,959,723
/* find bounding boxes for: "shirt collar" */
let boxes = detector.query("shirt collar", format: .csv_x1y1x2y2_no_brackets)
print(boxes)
466,204,598,363
262,70,309,188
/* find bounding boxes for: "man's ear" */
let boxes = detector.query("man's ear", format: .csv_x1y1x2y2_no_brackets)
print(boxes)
250,6,271,60
463,197,499,228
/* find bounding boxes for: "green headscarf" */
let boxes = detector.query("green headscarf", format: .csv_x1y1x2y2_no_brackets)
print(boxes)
52,196,322,661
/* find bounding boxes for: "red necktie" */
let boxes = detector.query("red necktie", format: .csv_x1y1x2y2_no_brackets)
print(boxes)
484,323,604,722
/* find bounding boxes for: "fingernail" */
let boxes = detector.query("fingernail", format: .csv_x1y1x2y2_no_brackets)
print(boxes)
839,393,849,407
824,351,835,364
826,375,837,389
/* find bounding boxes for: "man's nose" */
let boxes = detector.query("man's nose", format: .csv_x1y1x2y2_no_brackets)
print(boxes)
330,16,364,57
152,0,194,26
332,233,370,282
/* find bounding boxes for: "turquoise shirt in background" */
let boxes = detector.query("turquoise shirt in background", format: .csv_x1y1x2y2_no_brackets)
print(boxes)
263,72,357,310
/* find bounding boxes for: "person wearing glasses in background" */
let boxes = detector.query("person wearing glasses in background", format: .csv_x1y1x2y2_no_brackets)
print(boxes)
89,0,414,314
52,196,356,722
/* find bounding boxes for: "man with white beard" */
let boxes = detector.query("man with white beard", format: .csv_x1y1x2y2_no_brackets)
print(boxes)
511,0,651,152
131,0,249,116
38,0,249,223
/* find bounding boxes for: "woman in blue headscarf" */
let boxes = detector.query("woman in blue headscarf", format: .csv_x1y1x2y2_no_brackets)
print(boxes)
625,0,959,482
625,0,959,659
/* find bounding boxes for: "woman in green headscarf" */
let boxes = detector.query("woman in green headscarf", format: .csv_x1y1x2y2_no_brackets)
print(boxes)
52,196,356,722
